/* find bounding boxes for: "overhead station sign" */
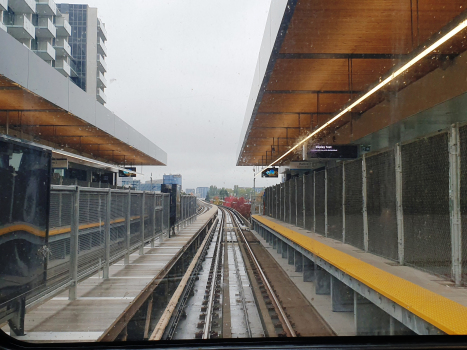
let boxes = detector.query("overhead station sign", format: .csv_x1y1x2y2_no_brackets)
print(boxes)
262,168,279,178
309,144,358,159
119,167,137,177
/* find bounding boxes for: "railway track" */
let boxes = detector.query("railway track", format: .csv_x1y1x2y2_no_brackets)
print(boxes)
153,206,302,339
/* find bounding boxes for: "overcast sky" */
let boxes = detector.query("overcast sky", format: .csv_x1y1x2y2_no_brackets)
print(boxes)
63,0,281,190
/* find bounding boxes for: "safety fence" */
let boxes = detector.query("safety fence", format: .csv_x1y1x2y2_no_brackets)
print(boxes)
24,186,197,312
262,123,467,286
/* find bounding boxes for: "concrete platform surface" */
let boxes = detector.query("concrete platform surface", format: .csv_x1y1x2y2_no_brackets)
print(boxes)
2,206,217,343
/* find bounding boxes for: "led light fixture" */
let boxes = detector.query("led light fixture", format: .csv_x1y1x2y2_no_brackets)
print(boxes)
254,18,467,177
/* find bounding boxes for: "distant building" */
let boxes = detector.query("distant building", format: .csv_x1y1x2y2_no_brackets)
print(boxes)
196,187,209,198
121,179,140,189
56,3,108,104
185,188,195,195
163,174,182,189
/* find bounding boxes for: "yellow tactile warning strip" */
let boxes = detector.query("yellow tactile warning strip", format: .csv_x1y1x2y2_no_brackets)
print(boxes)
253,215,467,335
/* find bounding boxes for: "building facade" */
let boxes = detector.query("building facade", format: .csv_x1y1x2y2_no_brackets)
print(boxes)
163,174,182,189
56,3,107,104
196,187,209,199
0,0,72,77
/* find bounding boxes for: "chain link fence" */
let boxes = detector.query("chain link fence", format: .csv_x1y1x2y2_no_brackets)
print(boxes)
402,133,451,278
315,171,326,235
297,177,304,227
291,178,297,225
304,173,314,231
366,150,398,261
327,164,343,240
344,159,364,249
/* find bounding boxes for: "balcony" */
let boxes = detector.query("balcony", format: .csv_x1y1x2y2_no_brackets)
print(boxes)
97,37,107,57
0,0,7,11
35,17,56,38
97,54,107,72
54,58,70,77
55,16,71,37
33,41,55,61
54,37,71,57
7,15,35,40
97,17,107,41
8,0,36,14
97,71,107,88
97,88,107,105
35,0,56,16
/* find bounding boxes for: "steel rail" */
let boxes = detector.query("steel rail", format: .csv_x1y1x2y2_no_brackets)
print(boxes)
226,207,296,337
202,210,224,339
224,209,253,338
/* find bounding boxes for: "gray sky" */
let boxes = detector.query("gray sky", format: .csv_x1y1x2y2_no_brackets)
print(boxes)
64,0,281,190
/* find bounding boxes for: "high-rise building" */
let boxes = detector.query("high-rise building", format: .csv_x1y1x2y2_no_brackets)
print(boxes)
163,174,182,189
185,188,195,195
56,3,107,104
196,187,209,199
0,0,72,77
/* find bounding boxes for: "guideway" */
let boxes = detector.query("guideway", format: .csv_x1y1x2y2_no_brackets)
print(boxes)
2,205,217,343
151,207,332,339
252,215,467,336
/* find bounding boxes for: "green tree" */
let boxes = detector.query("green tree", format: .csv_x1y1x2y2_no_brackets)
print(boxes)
219,188,229,199
205,192,210,202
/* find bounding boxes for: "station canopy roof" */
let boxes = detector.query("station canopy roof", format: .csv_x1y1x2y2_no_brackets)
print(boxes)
0,29,166,167
237,0,467,167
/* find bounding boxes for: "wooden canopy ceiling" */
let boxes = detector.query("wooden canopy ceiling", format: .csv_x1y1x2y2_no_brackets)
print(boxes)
0,75,164,166
237,0,467,166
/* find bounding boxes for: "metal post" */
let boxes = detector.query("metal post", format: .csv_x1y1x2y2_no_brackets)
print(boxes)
449,124,462,286
313,172,316,232
139,192,145,255
69,186,80,300
295,177,298,226
288,181,292,224
151,194,156,248
395,143,404,265
303,176,306,228
103,189,111,279
362,154,369,252
342,163,346,243
325,167,328,237
124,190,131,265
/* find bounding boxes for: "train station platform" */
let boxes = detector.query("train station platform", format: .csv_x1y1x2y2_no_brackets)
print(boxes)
252,215,467,336
2,206,217,343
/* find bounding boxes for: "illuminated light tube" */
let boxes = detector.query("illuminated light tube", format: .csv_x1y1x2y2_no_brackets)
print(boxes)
254,18,467,177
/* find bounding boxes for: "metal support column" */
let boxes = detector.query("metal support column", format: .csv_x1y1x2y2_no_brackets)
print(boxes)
139,192,145,255
124,190,131,265
362,155,369,252
69,187,80,300
449,124,462,286
325,167,328,237
103,189,111,279
313,172,316,232
342,162,346,243
395,143,404,265
151,195,156,248
303,175,306,228
295,177,298,226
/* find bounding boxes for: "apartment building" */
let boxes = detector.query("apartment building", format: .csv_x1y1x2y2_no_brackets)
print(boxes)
56,3,107,104
0,0,72,77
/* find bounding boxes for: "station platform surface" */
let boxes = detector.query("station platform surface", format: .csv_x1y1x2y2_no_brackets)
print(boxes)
2,207,217,343
252,215,467,335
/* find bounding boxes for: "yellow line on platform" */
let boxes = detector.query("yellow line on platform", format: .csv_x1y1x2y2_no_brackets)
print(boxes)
253,215,467,335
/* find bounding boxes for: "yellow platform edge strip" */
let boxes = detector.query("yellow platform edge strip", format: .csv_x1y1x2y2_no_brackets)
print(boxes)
253,215,467,335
